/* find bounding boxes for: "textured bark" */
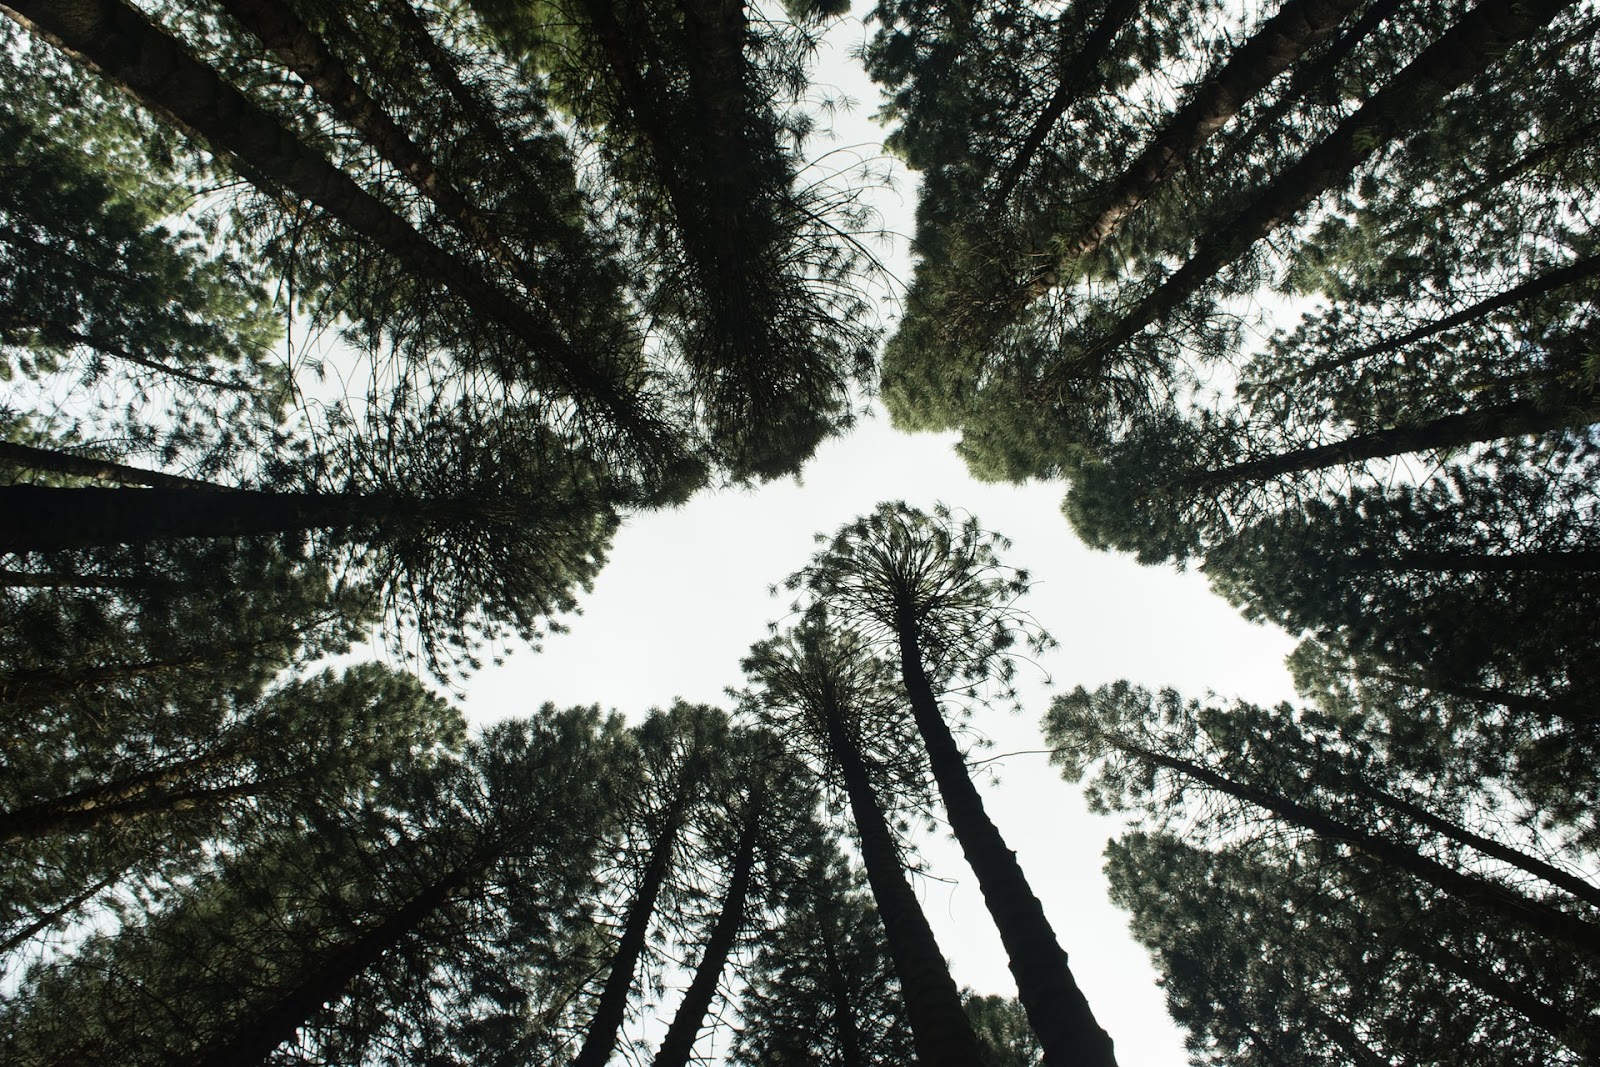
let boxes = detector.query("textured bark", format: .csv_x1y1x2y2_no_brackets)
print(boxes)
651,797,760,1067
572,802,686,1067
1123,737,1600,955
1082,0,1579,365
0,0,650,435
0,484,386,552
896,614,1117,1067
1183,391,1600,491
0,440,227,490
820,695,986,1067
993,0,1144,206
194,855,487,1067
1055,0,1364,266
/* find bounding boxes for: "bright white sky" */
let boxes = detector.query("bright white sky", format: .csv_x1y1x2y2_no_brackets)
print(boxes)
454,11,1302,1064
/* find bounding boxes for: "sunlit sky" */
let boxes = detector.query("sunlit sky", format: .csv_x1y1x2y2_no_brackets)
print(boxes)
449,12,1303,1064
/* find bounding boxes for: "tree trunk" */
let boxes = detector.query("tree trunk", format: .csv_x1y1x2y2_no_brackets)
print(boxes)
0,568,149,589
651,796,760,1067
0,484,385,553
0,773,298,842
993,0,1143,205
0,869,125,956
1081,0,1578,365
0,440,226,491
572,801,686,1067
1183,391,1600,491
1054,0,1364,267
194,852,489,1067
1122,736,1600,955
820,930,867,1067
0,0,652,438
895,611,1117,1067
820,695,987,1067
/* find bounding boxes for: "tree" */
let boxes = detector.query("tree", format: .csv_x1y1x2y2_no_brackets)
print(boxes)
743,619,989,1067
791,503,1116,1067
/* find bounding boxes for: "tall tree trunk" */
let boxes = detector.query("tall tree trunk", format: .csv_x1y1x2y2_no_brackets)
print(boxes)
194,852,489,1067
1182,391,1600,491
0,440,226,490
1340,776,1600,908
820,931,867,1067
993,0,1144,206
895,610,1117,1067
1119,735,1600,955
1053,0,1364,268
820,696,987,1067
0,773,299,842
0,0,654,440
0,868,125,956
651,796,760,1067
572,802,686,1067
1080,0,1578,367
0,485,384,553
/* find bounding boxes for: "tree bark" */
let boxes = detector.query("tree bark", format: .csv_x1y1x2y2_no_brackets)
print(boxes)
0,484,384,553
820,694,987,1067
572,801,686,1067
0,0,654,439
194,853,489,1067
0,773,297,842
651,796,760,1067
895,610,1117,1067
1053,0,1364,267
0,440,227,491
1121,736,1600,955
1080,0,1579,367
1182,391,1600,491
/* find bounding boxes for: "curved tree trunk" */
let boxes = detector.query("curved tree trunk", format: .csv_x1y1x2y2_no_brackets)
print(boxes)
651,796,760,1067
895,613,1117,1067
820,696,987,1067
1081,0,1578,366
572,802,686,1067
0,0,653,439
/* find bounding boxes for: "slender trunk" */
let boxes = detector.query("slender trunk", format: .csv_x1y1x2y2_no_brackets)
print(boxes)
0,440,226,491
1081,0,1578,365
651,797,760,1067
0,869,124,956
1384,666,1595,725
0,484,385,552
1120,736,1600,954
1411,924,1600,1061
1284,252,1600,381
993,0,1143,205
1054,0,1364,267
1309,1005,1388,1067
1,0,654,439
194,853,489,1067
14,316,255,392
820,695,987,1067
1341,776,1600,908
820,930,867,1067
0,773,299,842
1182,391,1600,491
572,802,686,1067
896,611,1117,1067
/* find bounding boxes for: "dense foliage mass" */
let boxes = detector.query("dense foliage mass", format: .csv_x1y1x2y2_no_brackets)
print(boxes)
3,0,1596,1063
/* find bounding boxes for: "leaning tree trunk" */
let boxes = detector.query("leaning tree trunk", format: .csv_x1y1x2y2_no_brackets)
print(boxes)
0,441,225,491
194,852,490,1067
895,612,1117,1067
1078,0,1579,367
0,485,382,553
651,795,760,1067
0,0,650,436
0,771,297,844
1053,0,1365,268
820,696,987,1067
1121,736,1600,956
571,801,687,1067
